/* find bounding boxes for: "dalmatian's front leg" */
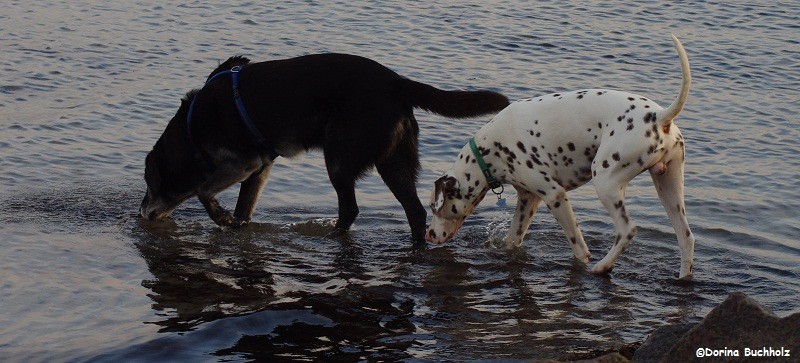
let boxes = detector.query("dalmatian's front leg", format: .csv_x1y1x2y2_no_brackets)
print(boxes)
503,188,542,248
544,188,591,263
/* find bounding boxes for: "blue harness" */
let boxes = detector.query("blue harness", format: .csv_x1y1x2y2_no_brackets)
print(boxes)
186,65,280,168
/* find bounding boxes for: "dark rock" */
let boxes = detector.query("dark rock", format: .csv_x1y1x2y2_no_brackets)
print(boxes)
532,352,630,363
638,292,800,362
633,323,695,362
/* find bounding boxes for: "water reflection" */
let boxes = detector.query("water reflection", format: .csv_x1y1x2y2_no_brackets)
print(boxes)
135,219,278,333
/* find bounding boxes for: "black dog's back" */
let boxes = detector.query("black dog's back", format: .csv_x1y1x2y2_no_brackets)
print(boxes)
191,54,508,158
144,53,508,241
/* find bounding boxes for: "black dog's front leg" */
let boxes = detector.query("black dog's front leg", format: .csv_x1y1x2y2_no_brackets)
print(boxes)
198,194,241,227
197,161,261,228
233,163,273,224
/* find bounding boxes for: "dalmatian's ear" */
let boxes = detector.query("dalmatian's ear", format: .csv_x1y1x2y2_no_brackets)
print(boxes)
431,176,459,213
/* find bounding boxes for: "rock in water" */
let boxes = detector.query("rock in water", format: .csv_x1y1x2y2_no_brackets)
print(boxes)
636,292,800,362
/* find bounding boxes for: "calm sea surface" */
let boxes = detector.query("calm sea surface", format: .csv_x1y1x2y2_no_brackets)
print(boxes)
1,1,798,362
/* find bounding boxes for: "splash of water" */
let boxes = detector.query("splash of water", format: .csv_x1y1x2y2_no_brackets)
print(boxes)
484,211,513,249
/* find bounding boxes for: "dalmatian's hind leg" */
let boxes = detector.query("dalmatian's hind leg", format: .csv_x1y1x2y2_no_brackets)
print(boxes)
591,170,639,275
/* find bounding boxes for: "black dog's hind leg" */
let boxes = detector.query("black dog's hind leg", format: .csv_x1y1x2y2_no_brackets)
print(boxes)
376,137,426,242
324,147,369,236
234,163,273,224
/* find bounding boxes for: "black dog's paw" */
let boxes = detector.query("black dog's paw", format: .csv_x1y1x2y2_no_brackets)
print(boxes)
325,227,348,238
211,209,236,227
230,218,249,229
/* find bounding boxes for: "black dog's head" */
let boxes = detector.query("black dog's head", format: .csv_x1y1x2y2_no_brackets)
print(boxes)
140,91,204,220
140,56,254,221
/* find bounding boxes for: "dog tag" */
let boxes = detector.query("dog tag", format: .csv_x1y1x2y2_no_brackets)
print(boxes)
496,197,507,208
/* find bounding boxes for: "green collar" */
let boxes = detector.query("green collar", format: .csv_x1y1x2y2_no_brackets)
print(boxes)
468,138,502,190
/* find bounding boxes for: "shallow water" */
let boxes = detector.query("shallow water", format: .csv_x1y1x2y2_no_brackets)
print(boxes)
1,1,799,362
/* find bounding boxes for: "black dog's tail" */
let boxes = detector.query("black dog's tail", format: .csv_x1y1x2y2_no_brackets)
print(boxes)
398,78,509,118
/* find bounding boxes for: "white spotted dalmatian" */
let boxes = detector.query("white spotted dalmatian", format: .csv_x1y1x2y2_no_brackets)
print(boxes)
426,35,695,279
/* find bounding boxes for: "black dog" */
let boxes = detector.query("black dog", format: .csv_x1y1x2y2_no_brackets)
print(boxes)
140,54,508,241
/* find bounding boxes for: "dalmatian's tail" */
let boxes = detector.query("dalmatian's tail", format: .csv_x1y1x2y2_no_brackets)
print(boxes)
656,35,691,127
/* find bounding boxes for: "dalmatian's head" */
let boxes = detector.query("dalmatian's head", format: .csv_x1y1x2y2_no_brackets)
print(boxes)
426,172,488,243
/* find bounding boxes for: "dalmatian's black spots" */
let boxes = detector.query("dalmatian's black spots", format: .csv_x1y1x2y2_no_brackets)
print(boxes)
570,237,577,244
630,105,636,110
597,91,606,96
645,130,652,138
517,141,526,153
534,120,539,125
627,97,635,101
554,93,561,97
557,146,564,154
528,130,534,136
474,179,480,187
643,112,657,123
537,189,546,196
577,94,584,99
530,154,543,166
637,157,644,166
686,229,691,237
535,131,542,137
610,130,615,137
612,152,620,161
526,160,534,169
465,173,471,181
618,115,624,122
627,118,634,124
627,124,634,131
465,155,471,163
567,142,576,151
614,200,623,209
451,204,458,214
602,160,610,168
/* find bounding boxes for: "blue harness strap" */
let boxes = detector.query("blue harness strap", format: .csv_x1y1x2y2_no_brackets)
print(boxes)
229,66,280,160
186,66,280,169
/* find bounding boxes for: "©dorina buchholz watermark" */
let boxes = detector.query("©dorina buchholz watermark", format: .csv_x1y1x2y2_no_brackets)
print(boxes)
695,346,792,358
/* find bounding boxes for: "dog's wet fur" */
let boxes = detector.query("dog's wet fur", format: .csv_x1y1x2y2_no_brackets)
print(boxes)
141,54,509,241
